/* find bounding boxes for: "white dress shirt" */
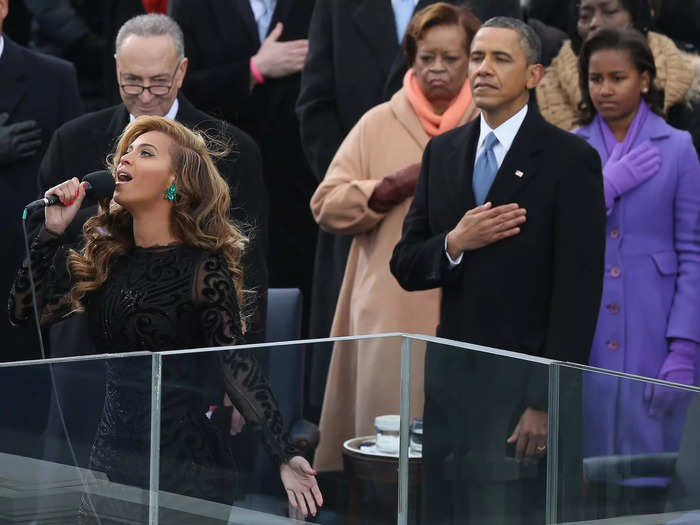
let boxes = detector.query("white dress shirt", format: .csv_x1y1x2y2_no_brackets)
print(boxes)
446,104,529,266
129,98,179,123
0,36,5,60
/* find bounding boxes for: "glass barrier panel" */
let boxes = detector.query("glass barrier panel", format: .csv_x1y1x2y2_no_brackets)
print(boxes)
404,335,552,525
159,334,405,524
0,352,155,524
551,363,700,524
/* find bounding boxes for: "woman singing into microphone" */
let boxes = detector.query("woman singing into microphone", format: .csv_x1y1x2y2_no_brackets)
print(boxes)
9,116,322,522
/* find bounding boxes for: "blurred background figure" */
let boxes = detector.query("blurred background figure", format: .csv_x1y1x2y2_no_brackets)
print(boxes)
650,0,700,52
168,0,317,336
142,0,167,13
536,0,700,152
0,0,82,457
310,2,480,472
575,28,700,517
0,0,83,361
16,0,145,111
525,0,570,33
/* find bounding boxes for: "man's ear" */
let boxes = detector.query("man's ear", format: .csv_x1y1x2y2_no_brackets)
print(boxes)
176,57,189,88
526,63,545,90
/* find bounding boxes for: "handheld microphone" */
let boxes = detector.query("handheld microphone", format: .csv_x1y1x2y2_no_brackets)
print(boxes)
24,170,115,213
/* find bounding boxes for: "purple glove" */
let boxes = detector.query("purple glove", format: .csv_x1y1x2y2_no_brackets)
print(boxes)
603,140,662,209
644,339,698,419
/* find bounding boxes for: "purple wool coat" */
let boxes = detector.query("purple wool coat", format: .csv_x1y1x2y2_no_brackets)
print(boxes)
576,111,700,458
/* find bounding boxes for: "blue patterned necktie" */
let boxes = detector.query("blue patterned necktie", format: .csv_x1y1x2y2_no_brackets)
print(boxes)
393,0,414,43
472,132,500,205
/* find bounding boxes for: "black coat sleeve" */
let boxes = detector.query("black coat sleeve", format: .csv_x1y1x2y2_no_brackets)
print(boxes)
169,0,252,121
523,141,604,411
544,143,605,365
390,141,464,291
295,0,346,181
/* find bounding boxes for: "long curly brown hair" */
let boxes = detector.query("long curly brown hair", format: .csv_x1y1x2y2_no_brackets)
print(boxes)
67,116,249,329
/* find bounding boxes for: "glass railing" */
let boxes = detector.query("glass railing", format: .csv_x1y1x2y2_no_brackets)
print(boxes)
1,334,699,524
157,335,406,524
401,334,553,525
548,361,700,525
0,351,157,523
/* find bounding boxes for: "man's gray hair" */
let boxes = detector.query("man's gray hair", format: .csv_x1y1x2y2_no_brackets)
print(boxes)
115,14,185,60
481,16,541,65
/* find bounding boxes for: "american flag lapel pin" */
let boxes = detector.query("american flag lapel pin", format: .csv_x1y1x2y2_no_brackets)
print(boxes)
515,170,524,178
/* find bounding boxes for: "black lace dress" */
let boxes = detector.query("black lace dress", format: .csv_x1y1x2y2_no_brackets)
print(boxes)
9,229,296,519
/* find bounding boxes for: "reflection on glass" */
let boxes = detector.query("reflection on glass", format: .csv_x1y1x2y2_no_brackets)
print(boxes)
555,364,700,523
418,342,551,525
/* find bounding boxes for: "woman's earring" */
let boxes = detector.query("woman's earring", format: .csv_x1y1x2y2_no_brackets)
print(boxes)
164,182,177,202
642,87,649,94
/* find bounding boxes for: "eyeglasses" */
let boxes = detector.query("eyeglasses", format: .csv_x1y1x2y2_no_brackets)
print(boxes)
119,64,180,96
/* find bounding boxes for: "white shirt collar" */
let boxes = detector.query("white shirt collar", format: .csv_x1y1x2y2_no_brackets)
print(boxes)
0,36,5,60
475,104,529,168
391,0,419,7
129,98,179,123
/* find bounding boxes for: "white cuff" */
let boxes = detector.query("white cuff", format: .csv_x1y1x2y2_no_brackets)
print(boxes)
444,235,463,267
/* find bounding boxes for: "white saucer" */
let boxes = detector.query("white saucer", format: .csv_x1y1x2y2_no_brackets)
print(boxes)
343,435,422,459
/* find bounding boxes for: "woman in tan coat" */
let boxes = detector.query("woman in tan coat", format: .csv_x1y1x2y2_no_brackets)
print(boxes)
309,3,481,471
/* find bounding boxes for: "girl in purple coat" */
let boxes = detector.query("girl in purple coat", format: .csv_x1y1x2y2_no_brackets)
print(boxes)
575,28,700,467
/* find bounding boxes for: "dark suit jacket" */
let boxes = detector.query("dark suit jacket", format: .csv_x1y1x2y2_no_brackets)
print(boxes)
0,37,83,362
391,106,605,367
36,95,269,345
169,0,317,298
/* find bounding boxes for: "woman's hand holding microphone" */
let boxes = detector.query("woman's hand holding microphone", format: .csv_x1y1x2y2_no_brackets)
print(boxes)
44,177,88,236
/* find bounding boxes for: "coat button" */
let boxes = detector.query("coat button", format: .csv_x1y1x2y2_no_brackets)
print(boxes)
606,303,620,314
610,228,620,239
610,266,622,278
607,339,620,351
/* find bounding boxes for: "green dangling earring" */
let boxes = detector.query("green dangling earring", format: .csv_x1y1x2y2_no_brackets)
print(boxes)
164,182,177,202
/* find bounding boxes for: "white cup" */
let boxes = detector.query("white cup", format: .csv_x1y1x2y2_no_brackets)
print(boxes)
375,414,400,453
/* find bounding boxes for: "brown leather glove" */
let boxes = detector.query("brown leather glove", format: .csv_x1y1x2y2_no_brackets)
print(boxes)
368,163,422,213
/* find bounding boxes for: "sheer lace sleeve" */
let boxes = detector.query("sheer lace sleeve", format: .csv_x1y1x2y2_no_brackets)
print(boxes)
194,252,298,465
8,227,74,327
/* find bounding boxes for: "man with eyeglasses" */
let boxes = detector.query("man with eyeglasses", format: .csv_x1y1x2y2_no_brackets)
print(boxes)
32,14,269,469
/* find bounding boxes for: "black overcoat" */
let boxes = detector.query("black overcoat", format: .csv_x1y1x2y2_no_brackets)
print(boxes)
390,107,606,522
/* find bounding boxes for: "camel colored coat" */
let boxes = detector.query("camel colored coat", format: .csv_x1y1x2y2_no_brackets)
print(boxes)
310,88,478,471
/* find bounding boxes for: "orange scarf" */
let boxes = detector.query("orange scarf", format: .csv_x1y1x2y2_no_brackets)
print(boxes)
403,69,473,137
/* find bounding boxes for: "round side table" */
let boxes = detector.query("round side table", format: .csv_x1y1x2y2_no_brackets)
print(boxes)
342,437,422,524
